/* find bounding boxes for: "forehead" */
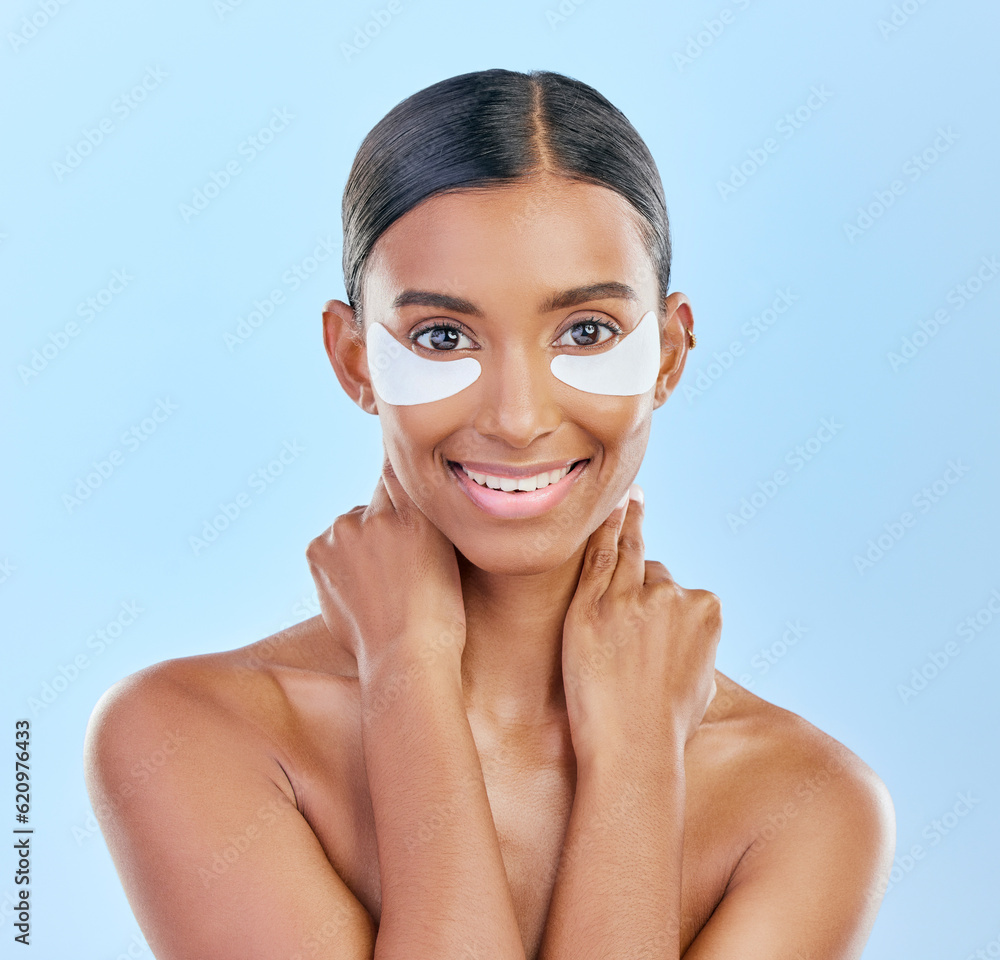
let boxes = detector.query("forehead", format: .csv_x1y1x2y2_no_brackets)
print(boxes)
363,176,657,314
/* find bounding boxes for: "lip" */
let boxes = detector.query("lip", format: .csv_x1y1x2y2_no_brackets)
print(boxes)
449,458,589,519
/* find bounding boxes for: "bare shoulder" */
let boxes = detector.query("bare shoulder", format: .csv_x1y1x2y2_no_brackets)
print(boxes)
697,670,895,850
83,615,347,807
82,621,378,959
702,670,895,885
677,674,896,955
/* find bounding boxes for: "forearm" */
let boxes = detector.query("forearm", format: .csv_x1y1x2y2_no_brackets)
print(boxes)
360,650,526,960
538,735,687,960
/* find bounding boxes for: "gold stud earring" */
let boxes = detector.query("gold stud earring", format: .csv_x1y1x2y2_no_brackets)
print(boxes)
687,326,697,349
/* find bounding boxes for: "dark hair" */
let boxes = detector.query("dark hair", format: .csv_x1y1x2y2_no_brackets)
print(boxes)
341,68,671,328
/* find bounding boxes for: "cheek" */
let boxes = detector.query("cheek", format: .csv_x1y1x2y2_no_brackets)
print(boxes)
379,409,458,501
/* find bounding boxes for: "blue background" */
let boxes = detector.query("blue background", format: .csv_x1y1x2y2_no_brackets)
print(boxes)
2,0,998,956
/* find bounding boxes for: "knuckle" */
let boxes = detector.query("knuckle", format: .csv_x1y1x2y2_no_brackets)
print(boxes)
617,533,643,554
649,577,681,601
580,601,605,626
588,548,619,572
305,535,325,563
696,588,722,610
691,588,723,624
647,561,673,584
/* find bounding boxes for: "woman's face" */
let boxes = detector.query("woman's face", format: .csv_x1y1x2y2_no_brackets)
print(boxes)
325,174,692,575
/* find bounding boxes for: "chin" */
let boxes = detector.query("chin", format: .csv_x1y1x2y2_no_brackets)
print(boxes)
454,534,582,577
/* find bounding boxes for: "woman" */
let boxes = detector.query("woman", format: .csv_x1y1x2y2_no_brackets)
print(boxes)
84,68,895,959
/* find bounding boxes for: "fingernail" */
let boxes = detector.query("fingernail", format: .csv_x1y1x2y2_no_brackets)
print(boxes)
629,483,644,504
616,491,629,510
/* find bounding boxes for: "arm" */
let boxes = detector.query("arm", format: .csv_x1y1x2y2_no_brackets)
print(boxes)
537,487,718,960
359,645,526,960
304,460,526,958
83,664,377,960
538,731,686,960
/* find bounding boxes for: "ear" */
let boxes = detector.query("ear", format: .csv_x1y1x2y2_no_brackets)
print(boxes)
322,299,379,415
652,292,694,410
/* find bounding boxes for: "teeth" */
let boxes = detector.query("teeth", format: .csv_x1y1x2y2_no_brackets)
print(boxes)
459,462,575,492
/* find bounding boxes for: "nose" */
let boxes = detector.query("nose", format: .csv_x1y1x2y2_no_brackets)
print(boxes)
471,344,562,448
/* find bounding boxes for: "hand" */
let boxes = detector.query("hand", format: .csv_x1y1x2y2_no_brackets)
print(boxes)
561,484,721,760
305,453,467,682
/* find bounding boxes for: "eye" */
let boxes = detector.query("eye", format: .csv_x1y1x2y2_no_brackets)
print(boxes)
409,322,476,352
556,316,623,349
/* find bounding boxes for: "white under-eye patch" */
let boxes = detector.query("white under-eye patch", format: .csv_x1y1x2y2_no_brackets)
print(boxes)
366,320,481,404
365,309,660,406
550,309,661,396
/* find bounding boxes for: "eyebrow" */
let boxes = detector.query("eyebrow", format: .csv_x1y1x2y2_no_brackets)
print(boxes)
391,281,640,318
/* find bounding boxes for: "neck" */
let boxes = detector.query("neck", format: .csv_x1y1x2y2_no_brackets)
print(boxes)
456,542,588,729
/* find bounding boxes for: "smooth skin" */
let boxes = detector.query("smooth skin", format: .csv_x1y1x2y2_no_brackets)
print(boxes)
84,173,895,960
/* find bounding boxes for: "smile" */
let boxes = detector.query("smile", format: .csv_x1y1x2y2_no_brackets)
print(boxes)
448,458,589,519
458,462,576,492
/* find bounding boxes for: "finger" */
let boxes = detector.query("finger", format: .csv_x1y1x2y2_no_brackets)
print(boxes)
576,487,632,605
643,559,675,585
609,484,646,593
364,453,410,519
